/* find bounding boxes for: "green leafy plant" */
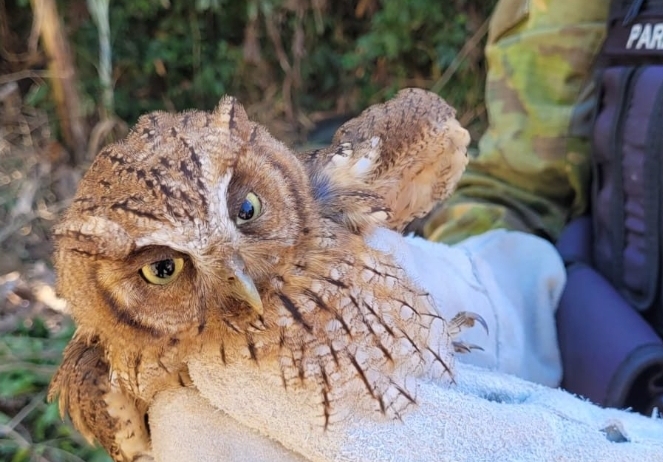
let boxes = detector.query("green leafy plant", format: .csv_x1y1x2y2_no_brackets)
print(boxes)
63,0,495,144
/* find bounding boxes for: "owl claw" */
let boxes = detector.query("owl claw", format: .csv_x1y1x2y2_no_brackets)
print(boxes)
248,316,267,332
450,311,488,335
452,341,484,354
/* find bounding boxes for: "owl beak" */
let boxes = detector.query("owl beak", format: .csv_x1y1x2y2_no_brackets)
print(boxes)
229,256,264,316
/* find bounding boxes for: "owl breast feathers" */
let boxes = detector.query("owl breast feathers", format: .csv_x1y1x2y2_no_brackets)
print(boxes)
49,88,478,462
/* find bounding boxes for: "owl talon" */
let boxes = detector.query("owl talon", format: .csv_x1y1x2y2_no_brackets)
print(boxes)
452,341,484,354
450,311,488,335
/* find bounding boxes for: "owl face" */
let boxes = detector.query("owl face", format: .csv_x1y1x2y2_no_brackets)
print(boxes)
55,97,316,338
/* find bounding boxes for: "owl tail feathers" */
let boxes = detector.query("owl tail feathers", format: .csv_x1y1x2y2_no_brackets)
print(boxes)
449,311,489,354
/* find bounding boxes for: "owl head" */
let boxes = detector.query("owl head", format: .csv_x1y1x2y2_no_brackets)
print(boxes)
54,90,470,347
54,97,320,340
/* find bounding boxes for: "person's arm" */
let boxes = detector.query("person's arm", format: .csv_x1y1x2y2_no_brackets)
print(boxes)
424,0,608,244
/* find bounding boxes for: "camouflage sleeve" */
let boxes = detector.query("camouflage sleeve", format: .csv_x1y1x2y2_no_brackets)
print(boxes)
423,0,608,245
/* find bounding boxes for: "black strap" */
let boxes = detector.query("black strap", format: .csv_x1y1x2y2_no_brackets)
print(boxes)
601,67,638,285
624,0,646,25
628,70,663,310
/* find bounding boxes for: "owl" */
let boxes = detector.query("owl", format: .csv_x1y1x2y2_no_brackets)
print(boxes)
49,88,478,462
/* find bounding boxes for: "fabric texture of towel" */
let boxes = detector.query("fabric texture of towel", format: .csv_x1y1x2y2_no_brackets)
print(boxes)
369,227,564,387
148,229,663,462
152,363,663,462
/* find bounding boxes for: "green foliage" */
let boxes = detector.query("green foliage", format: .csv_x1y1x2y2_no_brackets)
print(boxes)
69,0,247,122
343,0,492,112
63,0,495,142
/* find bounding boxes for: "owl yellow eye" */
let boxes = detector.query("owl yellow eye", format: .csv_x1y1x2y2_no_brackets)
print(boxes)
140,258,184,285
236,192,262,224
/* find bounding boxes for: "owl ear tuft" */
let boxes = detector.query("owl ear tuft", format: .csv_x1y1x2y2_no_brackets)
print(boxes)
214,96,251,136
53,216,135,259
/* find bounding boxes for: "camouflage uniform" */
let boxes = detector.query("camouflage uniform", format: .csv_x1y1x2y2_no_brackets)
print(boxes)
424,0,609,244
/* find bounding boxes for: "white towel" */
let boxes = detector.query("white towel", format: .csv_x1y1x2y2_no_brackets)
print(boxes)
368,228,564,387
152,363,663,462
149,229,663,462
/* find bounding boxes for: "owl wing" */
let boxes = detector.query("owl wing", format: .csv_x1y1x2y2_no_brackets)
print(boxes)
300,88,470,233
48,334,152,462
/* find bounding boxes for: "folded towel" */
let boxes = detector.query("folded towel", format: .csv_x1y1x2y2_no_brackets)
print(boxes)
152,362,663,462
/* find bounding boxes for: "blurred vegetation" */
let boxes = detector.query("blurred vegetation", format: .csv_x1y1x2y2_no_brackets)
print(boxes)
0,0,496,460
4,0,494,148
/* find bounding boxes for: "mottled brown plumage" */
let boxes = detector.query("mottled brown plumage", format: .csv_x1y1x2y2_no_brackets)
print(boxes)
49,88,473,461
300,88,468,232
